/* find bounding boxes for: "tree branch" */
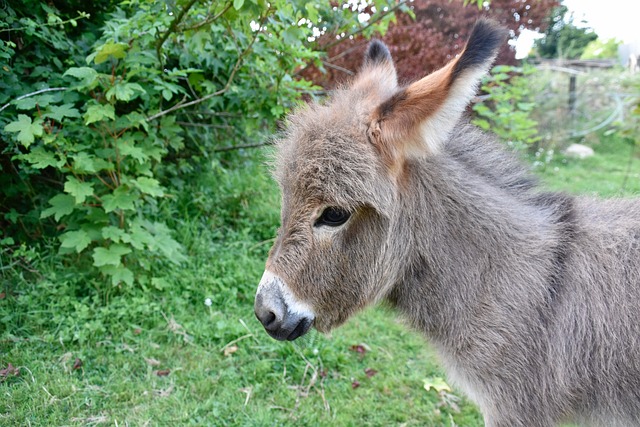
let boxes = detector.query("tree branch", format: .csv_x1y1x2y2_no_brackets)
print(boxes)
322,61,354,76
327,41,368,62
147,9,269,122
181,2,232,32
176,121,232,129
155,0,200,66
0,12,90,34
0,87,68,113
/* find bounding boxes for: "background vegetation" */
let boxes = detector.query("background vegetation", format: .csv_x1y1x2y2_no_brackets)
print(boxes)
534,5,597,59
2,0,639,425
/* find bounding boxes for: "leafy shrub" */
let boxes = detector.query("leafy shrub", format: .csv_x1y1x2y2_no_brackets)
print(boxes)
1,0,397,288
472,64,541,155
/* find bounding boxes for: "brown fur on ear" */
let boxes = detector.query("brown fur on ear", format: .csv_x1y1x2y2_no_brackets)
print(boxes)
368,19,507,171
369,61,457,167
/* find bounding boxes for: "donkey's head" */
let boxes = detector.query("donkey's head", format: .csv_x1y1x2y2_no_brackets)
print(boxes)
255,19,506,341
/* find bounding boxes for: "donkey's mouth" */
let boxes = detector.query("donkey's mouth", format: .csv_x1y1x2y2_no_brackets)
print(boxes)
265,315,314,341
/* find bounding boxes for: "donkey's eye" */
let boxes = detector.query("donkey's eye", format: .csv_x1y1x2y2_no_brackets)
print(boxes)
315,207,351,227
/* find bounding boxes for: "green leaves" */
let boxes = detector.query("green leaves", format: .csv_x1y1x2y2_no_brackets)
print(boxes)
101,226,127,242
93,41,129,64
105,82,145,102
102,265,134,286
63,67,98,88
41,194,76,221
1,0,397,292
117,139,148,163
59,229,92,253
282,27,304,47
64,176,94,204
4,114,43,147
71,152,111,174
45,103,81,121
84,103,115,125
304,3,319,23
92,244,131,267
102,186,137,212
463,0,485,10
133,177,164,197
473,65,540,153
19,146,65,169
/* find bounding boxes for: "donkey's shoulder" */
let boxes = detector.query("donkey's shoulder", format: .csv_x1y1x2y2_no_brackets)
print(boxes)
446,123,539,196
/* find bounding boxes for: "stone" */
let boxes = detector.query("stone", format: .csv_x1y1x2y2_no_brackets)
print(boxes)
564,143,594,159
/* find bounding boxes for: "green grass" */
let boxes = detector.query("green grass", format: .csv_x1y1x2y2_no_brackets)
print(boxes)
539,134,640,196
2,307,479,426
2,133,639,426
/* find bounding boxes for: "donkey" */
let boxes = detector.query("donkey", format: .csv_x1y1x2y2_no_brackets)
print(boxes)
254,19,640,427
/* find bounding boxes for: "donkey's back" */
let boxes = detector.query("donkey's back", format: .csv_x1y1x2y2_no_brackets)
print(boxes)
554,196,640,424
412,128,640,426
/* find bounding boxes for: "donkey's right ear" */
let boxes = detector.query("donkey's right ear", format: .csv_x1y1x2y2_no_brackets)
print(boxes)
352,39,398,97
367,19,506,171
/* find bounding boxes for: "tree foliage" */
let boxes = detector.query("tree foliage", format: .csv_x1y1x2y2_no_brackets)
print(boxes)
533,5,598,59
0,0,398,287
581,38,621,60
300,0,559,87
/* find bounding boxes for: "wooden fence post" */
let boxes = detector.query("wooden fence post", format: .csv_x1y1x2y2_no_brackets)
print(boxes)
568,74,577,118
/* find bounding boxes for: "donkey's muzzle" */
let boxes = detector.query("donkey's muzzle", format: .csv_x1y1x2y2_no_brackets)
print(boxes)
254,271,315,341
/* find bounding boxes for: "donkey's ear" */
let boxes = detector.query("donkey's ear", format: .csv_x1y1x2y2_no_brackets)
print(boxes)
369,19,506,167
364,39,392,67
352,39,398,97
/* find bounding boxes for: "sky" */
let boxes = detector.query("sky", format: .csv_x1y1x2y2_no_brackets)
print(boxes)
515,0,640,59
562,0,638,43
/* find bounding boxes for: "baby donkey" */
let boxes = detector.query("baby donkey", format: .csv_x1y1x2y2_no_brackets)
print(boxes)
255,19,640,427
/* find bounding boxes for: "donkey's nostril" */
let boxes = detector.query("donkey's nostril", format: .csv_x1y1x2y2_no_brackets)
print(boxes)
255,288,285,332
264,311,276,326
255,307,280,331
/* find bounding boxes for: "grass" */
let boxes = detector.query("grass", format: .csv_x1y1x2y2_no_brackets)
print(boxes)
2,130,639,426
540,133,640,196
3,307,480,426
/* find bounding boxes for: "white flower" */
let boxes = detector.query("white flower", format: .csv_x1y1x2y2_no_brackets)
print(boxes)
204,298,212,307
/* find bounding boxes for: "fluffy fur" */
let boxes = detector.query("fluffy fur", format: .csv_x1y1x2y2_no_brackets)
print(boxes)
256,19,640,426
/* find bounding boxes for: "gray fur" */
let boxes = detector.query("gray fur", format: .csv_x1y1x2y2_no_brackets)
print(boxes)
255,24,640,427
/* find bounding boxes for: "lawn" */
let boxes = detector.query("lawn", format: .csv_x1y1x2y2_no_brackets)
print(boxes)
2,131,639,426
541,134,640,196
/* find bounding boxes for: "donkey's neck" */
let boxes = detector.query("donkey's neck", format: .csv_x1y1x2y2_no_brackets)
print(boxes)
387,127,572,344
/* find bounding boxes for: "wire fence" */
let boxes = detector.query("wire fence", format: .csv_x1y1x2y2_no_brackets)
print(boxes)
530,63,640,147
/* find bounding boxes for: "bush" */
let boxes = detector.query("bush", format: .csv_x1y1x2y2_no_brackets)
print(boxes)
472,64,541,155
0,0,397,288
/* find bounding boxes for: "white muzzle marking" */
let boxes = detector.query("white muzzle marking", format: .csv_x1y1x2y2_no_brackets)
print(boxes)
257,270,315,317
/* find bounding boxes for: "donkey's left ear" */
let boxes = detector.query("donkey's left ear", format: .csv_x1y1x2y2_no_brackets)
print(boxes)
369,19,507,167
352,39,398,98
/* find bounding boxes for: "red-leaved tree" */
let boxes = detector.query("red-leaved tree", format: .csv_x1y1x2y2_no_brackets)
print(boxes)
302,0,559,87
